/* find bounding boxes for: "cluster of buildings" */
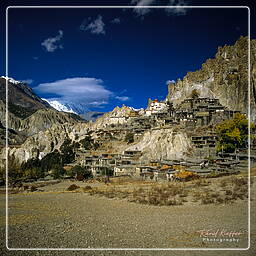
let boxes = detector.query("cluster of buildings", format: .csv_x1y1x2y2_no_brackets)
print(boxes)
75,146,247,180
174,97,239,126
78,149,143,177
69,94,248,179
145,96,240,127
105,95,240,130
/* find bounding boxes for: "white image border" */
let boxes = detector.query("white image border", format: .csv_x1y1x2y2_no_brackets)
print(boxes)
5,5,251,251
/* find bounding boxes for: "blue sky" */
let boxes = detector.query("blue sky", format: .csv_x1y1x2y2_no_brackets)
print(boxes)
1,0,254,112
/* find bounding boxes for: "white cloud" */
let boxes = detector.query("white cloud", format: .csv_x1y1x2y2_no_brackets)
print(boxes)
115,96,130,102
131,0,156,16
110,18,121,24
166,79,175,85
21,79,33,84
131,0,189,17
34,77,112,108
33,56,39,60
41,30,64,52
80,15,105,35
166,0,188,16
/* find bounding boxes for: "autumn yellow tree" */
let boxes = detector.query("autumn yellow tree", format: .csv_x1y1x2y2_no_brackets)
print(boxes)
215,113,252,153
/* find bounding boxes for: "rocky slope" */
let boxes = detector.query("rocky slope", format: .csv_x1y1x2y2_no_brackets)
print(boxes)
18,109,83,136
126,128,192,161
0,120,26,146
3,121,90,165
0,77,50,117
7,123,75,163
92,106,131,128
93,105,143,128
167,36,256,120
0,100,84,137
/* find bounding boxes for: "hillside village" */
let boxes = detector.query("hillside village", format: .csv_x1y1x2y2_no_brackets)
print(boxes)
0,78,255,185
69,86,255,181
0,36,255,185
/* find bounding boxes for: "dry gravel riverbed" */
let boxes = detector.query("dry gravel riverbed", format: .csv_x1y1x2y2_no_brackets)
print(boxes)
0,177,255,256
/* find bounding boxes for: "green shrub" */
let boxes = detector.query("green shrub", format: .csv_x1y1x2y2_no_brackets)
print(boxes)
20,158,44,180
60,139,76,164
40,150,63,172
21,158,41,171
79,135,99,150
4,154,22,183
124,133,134,144
71,165,92,179
23,167,43,180
67,184,80,191
100,168,113,177
84,185,92,191
51,164,65,179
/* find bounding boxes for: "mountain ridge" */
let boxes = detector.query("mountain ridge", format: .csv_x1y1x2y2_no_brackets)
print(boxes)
0,78,84,145
0,76,51,116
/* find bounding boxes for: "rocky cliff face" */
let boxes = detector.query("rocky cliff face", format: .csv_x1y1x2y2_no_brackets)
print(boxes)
5,121,90,164
167,37,256,120
126,128,192,161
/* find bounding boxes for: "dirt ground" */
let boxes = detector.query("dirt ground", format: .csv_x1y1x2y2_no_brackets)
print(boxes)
0,174,255,256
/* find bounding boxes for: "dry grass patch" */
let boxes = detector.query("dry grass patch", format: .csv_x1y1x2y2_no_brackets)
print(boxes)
82,174,249,206
196,176,248,204
129,184,185,206
193,178,211,187
85,183,185,206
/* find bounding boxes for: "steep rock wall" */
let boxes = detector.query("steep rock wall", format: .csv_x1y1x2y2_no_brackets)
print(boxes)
126,128,192,161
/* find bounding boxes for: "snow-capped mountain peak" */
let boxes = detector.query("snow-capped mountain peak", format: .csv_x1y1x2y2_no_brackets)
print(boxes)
1,76,22,85
42,99,77,114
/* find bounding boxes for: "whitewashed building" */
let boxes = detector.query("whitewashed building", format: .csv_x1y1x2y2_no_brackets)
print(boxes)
146,99,168,116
